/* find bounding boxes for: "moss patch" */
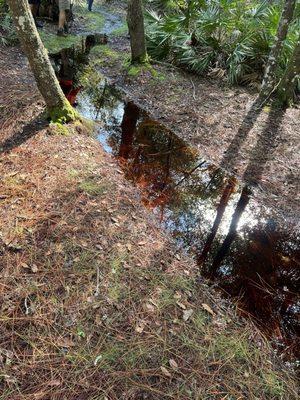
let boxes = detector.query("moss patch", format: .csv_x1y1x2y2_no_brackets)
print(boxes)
90,44,119,62
111,22,128,37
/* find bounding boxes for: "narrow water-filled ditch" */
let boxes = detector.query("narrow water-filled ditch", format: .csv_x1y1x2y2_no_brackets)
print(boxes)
51,46,300,364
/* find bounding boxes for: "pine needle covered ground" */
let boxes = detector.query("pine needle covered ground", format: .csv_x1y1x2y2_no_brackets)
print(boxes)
0,46,298,400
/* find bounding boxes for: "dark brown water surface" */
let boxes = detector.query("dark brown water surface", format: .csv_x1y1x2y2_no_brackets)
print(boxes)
53,53,300,363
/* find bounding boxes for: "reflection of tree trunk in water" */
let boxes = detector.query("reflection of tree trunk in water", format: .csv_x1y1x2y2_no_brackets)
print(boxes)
60,49,74,80
119,102,140,159
162,136,173,191
157,136,173,221
198,177,236,265
209,186,251,277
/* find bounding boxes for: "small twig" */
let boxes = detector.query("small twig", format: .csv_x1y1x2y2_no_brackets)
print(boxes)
24,297,30,315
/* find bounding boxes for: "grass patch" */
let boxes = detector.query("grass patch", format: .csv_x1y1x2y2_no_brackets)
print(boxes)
90,44,119,63
78,177,109,196
40,30,82,54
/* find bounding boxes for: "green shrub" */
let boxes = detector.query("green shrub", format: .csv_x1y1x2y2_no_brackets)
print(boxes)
146,0,300,89
0,0,18,46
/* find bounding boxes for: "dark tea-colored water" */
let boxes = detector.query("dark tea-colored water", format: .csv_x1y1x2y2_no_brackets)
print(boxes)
77,88,300,362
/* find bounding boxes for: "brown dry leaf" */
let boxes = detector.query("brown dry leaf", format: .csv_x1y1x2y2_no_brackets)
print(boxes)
126,243,132,252
21,262,30,269
202,303,214,316
169,359,178,370
183,309,193,321
56,337,75,348
31,264,38,273
47,379,61,387
138,241,147,246
176,301,186,310
160,366,171,378
145,303,155,312
135,321,145,333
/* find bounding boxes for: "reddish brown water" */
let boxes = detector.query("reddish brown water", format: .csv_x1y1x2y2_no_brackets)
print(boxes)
77,88,300,363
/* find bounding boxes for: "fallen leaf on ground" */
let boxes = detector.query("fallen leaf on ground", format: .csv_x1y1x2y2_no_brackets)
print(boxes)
183,309,193,321
202,303,214,315
135,321,145,333
176,301,186,310
160,366,171,377
31,264,38,273
169,359,178,370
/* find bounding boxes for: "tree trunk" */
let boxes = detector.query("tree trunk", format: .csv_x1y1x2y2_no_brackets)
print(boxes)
259,0,296,102
127,0,148,64
7,0,77,122
277,34,300,106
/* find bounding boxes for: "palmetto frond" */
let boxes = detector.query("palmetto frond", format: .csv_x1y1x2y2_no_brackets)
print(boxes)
146,0,300,88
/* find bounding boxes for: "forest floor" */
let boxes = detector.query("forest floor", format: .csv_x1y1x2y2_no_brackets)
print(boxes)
65,1,300,220
0,45,298,399
0,2,299,399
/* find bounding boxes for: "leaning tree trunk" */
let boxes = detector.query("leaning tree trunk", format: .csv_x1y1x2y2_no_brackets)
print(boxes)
7,0,77,122
277,34,300,106
259,0,296,102
127,0,148,64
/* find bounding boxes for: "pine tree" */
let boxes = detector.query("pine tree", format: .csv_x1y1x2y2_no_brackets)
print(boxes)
7,0,78,122
277,34,300,106
127,0,148,64
259,0,296,102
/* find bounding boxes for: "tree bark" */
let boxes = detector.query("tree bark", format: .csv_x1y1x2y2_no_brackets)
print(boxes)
127,0,148,64
277,34,300,106
7,0,77,122
259,0,296,102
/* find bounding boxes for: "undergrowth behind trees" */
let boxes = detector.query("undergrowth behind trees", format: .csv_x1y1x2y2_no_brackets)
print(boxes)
146,0,300,91
0,0,17,45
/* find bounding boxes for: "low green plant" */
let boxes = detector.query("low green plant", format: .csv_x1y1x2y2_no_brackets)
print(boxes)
0,1,18,45
146,0,300,90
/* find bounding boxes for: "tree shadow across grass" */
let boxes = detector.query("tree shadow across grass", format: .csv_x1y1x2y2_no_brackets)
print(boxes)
0,113,47,154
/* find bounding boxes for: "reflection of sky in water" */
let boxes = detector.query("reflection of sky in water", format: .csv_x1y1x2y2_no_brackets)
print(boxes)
77,91,283,240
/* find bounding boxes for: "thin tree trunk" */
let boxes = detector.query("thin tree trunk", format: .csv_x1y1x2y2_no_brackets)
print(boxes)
7,0,77,122
277,34,300,106
127,0,148,64
259,0,296,102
